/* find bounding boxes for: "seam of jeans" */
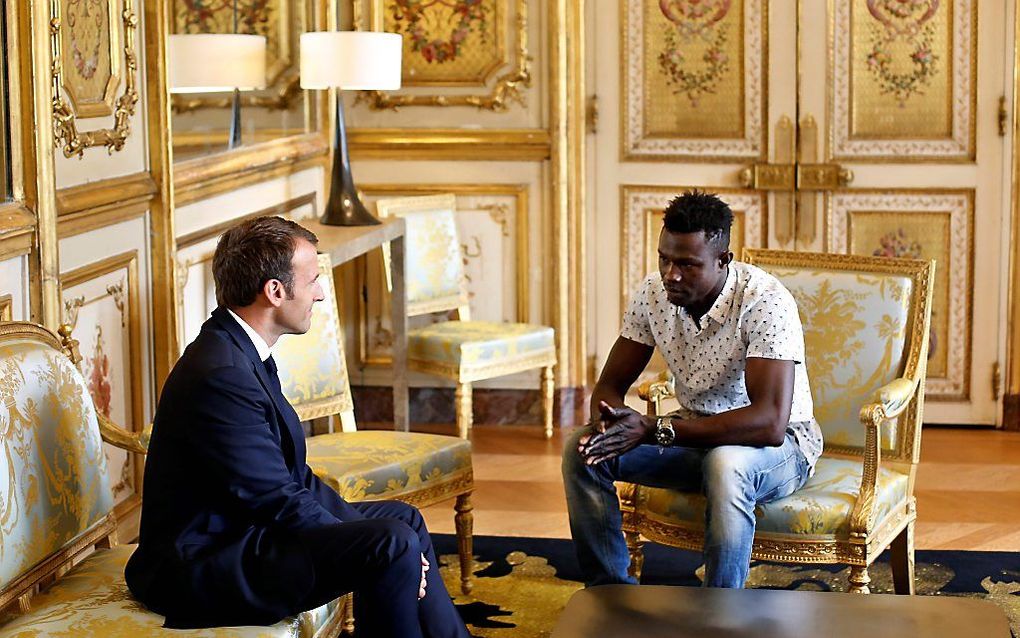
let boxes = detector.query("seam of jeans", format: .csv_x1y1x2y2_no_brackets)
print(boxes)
758,470,805,503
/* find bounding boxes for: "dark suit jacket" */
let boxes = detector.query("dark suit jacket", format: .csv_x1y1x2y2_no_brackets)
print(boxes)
125,307,350,628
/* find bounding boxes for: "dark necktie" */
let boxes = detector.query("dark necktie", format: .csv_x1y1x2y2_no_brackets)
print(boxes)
263,355,283,396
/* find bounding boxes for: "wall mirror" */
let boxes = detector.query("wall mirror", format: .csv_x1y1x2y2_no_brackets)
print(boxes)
169,0,326,161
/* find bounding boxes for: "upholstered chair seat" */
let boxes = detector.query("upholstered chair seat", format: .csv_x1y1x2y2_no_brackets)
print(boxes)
408,320,555,379
638,457,910,540
624,250,935,595
306,431,472,502
0,546,335,638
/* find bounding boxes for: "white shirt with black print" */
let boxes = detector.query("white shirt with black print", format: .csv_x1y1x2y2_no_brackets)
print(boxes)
621,262,823,472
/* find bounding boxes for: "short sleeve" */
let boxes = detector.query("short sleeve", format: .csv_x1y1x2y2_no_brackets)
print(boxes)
743,285,805,363
620,275,656,346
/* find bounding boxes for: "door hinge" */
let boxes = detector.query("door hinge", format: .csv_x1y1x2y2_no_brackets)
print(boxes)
993,361,1003,400
586,94,599,135
998,96,1008,137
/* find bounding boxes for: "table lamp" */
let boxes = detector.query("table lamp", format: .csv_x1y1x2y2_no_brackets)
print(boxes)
168,33,267,148
300,31,402,226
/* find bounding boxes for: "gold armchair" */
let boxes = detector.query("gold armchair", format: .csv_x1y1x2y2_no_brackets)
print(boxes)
273,254,475,596
375,194,557,439
623,250,935,595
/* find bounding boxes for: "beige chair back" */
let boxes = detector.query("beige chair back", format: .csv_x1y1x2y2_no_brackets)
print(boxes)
274,253,356,432
376,194,470,318
744,250,934,463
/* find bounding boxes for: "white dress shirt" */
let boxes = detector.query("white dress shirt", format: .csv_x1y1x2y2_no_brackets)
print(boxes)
226,308,272,363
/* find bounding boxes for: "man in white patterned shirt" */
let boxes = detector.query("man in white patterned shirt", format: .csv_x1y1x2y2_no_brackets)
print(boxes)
563,190,823,589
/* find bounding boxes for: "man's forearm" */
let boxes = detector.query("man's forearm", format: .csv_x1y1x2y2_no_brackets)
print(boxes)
589,381,628,421
668,402,787,448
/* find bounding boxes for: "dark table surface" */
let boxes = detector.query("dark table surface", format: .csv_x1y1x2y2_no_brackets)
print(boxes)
550,585,1010,638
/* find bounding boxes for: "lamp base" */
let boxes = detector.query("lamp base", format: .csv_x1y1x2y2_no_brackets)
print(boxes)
320,187,380,226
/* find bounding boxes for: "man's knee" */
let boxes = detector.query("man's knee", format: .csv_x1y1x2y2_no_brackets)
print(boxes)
371,518,422,566
702,446,756,499
561,426,595,477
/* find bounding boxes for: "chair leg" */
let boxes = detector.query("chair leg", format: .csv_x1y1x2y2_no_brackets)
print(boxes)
341,592,355,634
541,365,555,439
455,382,472,439
625,530,645,581
848,564,871,594
890,521,915,595
454,492,474,595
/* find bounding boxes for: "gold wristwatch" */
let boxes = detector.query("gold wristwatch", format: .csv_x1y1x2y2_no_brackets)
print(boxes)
653,416,675,447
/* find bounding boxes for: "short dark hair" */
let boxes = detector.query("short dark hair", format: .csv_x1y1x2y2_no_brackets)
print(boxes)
212,216,318,308
662,190,733,250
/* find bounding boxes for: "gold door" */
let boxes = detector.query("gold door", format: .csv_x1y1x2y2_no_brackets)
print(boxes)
590,0,1007,424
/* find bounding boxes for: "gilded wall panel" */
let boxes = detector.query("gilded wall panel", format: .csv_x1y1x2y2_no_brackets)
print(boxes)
830,0,975,161
828,191,972,400
51,0,139,158
622,0,765,160
355,0,529,111
60,251,144,515
621,186,765,306
354,185,529,366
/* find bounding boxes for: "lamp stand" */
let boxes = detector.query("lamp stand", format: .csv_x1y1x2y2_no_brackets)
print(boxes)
320,92,379,226
228,88,242,149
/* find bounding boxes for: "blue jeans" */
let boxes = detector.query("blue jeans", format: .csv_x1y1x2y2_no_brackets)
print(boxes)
562,426,810,588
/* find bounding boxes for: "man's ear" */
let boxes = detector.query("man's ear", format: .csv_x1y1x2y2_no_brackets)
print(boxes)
262,278,286,308
720,250,734,267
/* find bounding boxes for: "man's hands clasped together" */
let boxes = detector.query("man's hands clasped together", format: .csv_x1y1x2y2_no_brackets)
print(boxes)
578,400,656,465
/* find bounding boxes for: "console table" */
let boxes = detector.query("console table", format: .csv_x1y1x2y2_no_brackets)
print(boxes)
302,217,408,431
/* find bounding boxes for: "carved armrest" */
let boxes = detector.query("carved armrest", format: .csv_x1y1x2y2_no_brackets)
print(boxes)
637,373,675,416
850,376,921,537
97,413,150,456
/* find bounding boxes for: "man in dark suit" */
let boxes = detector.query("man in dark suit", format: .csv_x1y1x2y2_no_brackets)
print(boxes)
126,216,468,637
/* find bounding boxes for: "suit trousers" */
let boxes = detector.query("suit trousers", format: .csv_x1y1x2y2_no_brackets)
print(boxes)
291,500,469,638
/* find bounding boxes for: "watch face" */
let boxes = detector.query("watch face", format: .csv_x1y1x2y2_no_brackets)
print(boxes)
655,424,674,446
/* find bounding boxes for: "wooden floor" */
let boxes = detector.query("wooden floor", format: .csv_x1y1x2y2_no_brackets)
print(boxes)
412,424,1020,552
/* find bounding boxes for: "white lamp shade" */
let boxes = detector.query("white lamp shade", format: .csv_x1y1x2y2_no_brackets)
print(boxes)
300,31,402,91
168,34,267,93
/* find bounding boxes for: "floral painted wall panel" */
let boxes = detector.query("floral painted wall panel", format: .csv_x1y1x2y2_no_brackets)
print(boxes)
60,0,121,118
61,253,143,512
832,0,975,160
623,0,765,160
830,191,972,400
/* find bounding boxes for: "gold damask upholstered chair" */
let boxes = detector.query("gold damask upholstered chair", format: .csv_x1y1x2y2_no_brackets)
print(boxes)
375,194,557,439
273,254,475,595
623,250,935,595
0,322,345,637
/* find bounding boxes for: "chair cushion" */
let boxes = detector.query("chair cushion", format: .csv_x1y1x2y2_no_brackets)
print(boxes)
639,457,910,539
306,432,472,502
408,321,555,375
767,267,914,450
0,545,336,638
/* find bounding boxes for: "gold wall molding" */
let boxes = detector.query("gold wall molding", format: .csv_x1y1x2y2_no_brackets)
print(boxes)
348,128,551,161
1007,0,1020,429
0,202,36,251
60,250,144,518
57,199,150,239
828,189,974,402
50,0,140,158
24,0,61,328
56,172,157,216
355,0,530,111
0,295,11,321
173,133,328,206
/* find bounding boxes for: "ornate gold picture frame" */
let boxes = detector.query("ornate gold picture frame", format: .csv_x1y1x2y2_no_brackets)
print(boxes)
50,0,140,158
354,0,530,111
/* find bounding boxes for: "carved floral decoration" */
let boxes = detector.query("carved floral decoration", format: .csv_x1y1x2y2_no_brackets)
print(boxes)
657,0,732,106
389,0,491,64
865,0,941,106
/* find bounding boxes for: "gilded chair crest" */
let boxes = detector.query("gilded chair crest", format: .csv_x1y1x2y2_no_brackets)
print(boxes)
629,250,935,595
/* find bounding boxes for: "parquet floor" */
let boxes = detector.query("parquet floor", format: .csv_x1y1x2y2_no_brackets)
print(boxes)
411,423,1020,551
